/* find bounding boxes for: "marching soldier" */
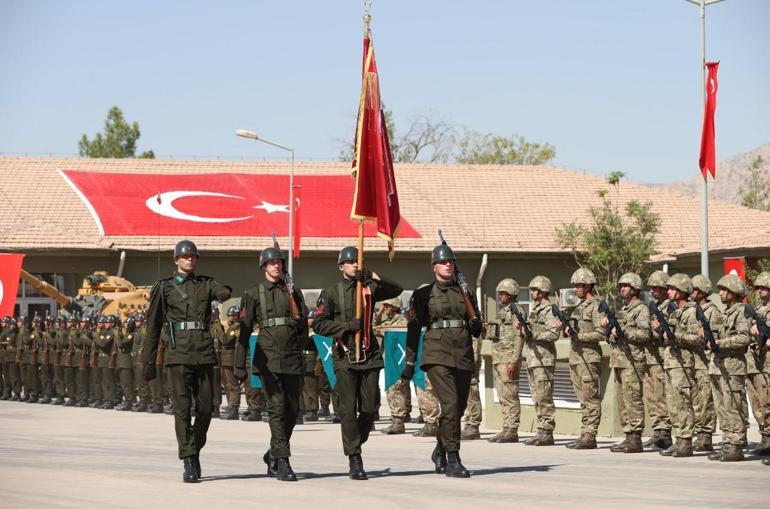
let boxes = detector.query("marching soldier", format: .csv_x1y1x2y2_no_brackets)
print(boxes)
689,275,718,451
606,273,648,454
747,271,770,456
403,243,481,478
220,306,241,420
644,270,674,450
486,278,525,443
115,316,137,411
376,297,410,435
523,276,559,446
142,240,231,483
557,268,604,450
313,246,402,480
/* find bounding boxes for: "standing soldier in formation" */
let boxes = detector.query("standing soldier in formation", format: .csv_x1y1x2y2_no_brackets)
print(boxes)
313,246,402,480
644,270,674,450
132,313,150,412
75,316,92,407
95,315,118,409
115,316,137,411
708,274,751,462
51,316,67,405
20,316,38,403
747,271,770,456
486,278,525,443
0,317,12,399
606,272,648,454
235,246,307,482
34,316,52,404
2,317,21,400
559,268,604,450
143,240,231,483
220,306,241,420
376,297,410,435
62,316,79,406
689,275,718,451
404,243,481,478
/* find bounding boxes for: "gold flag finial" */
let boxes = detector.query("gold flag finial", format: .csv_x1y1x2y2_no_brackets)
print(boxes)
363,14,371,35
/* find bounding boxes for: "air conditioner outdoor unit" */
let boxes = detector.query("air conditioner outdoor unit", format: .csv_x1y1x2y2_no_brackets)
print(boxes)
558,288,580,308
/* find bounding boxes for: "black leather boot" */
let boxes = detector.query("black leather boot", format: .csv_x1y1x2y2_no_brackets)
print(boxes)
182,457,199,483
276,457,297,481
348,454,368,480
431,442,447,474
193,454,202,478
445,451,470,478
263,450,278,477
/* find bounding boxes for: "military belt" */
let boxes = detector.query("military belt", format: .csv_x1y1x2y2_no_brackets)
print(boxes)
171,321,205,331
260,317,291,328
431,319,465,329
302,349,317,355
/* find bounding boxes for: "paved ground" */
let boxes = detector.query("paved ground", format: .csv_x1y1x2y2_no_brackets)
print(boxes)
0,400,767,509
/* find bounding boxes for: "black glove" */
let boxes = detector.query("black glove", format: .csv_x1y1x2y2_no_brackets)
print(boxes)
401,364,415,380
469,317,483,337
346,318,362,332
352,269,373,283
234,367,247,381
143,363,157,382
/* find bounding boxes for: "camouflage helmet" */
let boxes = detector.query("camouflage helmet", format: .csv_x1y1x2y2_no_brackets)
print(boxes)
337,246,358,264
754,271,770,290
259,247,284,268
666,273,693,294
618,272,643,291
570,268,597,285
528,276,553,293
381,297,402,310
227,305,239,316
174,239,199,258
647,270,669,288
496,278,520,297
717,274,746,297
691,274,713,294
431,244,456,264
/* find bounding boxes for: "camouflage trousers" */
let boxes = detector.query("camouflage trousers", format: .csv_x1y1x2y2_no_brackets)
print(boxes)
692,368,716,435
462,337,483,426
614,364,645,433
747,372,770,436
664,366,696,439
569,362,601,435
711,373,747,446
386,378,412,419
643,363,671,431
493,363,520,430
416,376,440,424
527,365,555,431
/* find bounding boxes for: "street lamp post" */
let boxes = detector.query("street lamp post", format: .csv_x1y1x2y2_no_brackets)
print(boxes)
235,129,295,275
684,0,725,279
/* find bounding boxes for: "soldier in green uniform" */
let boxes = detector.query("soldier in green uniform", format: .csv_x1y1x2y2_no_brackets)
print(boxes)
131,313,149,412
51,316,67,405
2,316,21,400
313,246,402,480
143,240,231,483
219,306,241,420
746,271,770,456
689,275,718,452
707,274,751,462
404,243,481,478
95,315,119,409
21,316,40,403
61,316,79,406
234,247,307,482
299,325,320,422
644,270,674,450
486,279,525,443
35,316,53,404
376,298,410,435
240,351,268,421
75,316,93,407
115,316,137,411
210,304,224,419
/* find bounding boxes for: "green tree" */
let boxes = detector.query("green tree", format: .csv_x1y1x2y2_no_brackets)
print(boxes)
746,258,770,307
555,173,661,308
79,106,154,158
739,155,770,211
454,128,555,165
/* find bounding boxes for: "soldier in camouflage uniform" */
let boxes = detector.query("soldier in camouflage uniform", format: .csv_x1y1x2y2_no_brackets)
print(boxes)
606,273,648,454
486,278,525,443
656,274,700,457
644,270,674,450
558,268,605,450
377,297,410,435
707,274,751,462
220,306,241,420
747,271,770,456
522,276,559,446
461,335,483,440
689,275,718,451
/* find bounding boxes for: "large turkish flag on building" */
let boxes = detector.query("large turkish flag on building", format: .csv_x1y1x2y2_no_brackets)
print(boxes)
0,254,24,317
59,171,420,238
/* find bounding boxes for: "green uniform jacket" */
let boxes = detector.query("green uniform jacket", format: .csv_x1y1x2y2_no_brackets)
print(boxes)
491,303,525,366
525,301,559,368
709,302,750,376
406,280,481,372
20,329,35,364
609,299,649,369
1,326,17,362
646,298,672,366
117,329,135,369
95,329,118,368
314,275,402,371
236,280,307,376
568,296,605,365
144,272,231,367
694,302,721,370
62,328,78,368
221,322,239,368
131,327,146,365
663,302,701,369
747,304,770,374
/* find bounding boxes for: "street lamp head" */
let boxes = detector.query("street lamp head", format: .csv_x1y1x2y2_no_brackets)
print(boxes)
235,129,259,140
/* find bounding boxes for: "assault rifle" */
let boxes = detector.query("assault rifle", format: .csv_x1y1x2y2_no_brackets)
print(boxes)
551,304,579,341
438,230,477,321
510,305,532,340
43,334,51,365
695,304,719,354
598,300,625,343
108,335,118,369
272,233,301,320
649,301,677,349
745,305,770,353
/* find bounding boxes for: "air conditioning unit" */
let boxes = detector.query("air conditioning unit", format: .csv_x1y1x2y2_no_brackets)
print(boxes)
558,288,580,308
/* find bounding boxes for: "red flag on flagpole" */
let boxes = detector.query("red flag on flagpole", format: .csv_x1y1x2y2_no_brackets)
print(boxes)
350,18,401,259
292,185,301,259
699,61,719,179
0,254,25,317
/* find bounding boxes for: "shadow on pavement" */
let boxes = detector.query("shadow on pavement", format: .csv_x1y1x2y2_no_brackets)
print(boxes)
200,473,266,482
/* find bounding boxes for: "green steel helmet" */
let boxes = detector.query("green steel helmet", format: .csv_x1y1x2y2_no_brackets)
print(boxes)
666,273,693,294
528,276,553,293
431,244,456,264
174,240,199,258
337,246,358,264
227,305,239,316
104,315,117,324
647,270,669,288
259,247,283,268
570,268,597,285
717,274,746,297
754,271,770,290
2,316,12,325
618,272,643,291
691,274,713,294
381,297,402,309
496,278,520,296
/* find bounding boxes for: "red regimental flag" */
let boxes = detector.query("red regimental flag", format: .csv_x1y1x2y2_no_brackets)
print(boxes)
699,61,720,179
0,254,24,317
293,185,301,259
350,29,401,259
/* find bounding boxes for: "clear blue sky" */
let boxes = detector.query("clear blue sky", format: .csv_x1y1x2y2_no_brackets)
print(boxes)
1,0,768,184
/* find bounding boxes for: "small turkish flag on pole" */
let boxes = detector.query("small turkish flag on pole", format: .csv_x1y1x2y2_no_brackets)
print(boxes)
0,254,25,317
292,185,301,259
699,61,719,179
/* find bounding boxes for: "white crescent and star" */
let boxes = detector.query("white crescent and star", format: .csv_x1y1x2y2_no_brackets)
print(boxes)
0,280,4,306
145,191,288,223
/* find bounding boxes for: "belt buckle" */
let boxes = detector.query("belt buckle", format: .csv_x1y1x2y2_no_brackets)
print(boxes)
345,349,368,364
